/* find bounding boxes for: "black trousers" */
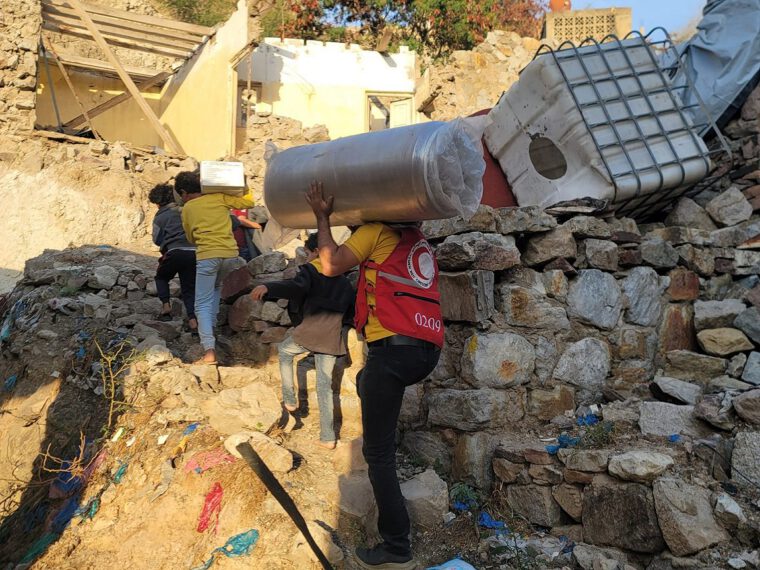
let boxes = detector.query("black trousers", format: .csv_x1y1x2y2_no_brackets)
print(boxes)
357,342,440,556
155,249,196,320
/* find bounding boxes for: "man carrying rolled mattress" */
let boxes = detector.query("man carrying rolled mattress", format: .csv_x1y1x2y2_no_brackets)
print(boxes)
177,170,254,365
305,181,442,570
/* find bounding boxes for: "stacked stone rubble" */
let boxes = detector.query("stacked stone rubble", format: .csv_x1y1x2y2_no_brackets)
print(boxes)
0,0,41,137
424,31,559,121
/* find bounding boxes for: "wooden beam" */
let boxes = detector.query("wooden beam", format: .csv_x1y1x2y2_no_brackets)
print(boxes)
42,21,192,59
65,0,180,153
34,129,96,143
63,71,170,129
43,0,214,36
44,36,102,138
44,51,169,81
43,9,201,52
42,2,208,45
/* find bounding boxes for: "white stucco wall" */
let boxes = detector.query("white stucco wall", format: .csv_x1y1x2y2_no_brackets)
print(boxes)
237,38,421,139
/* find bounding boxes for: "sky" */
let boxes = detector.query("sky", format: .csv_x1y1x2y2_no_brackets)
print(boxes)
574,0,707,35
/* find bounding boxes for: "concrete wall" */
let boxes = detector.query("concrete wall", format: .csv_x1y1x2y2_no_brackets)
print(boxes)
158,0,249,159
35,67,163,147
238,38,420,140
545,8,633,43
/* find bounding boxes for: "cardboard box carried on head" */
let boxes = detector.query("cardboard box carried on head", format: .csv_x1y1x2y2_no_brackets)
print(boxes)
200,161,245,196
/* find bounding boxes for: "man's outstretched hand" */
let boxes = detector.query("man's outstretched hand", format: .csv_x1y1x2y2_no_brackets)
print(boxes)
305,181,334,219
250,285,268,301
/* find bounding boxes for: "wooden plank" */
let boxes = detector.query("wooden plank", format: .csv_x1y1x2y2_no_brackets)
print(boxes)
65,0,180,153
42,21,192,59
34,129,96,143
63,71,170,129
43,8,201,51
44,36,102,138
42,2,208,45
45,51,169,80
43,0,214,36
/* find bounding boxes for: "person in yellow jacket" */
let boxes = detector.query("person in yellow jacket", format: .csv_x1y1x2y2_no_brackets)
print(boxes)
176,171,254,364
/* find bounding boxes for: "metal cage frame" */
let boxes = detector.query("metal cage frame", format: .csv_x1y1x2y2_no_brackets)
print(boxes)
530,28,732,220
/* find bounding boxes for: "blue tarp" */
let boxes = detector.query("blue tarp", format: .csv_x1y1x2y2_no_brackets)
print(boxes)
665,0,760,133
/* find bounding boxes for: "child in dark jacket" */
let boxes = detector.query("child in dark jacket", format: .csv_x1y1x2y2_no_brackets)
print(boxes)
250,233,354,448
149,184,197,332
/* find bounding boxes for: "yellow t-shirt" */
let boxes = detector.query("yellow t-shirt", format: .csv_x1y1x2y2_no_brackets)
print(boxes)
343,223,401,342
181,192,254,260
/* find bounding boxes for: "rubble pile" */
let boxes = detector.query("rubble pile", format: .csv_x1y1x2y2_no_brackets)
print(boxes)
0,0,41,137
237,114,331,202
423,31,559,121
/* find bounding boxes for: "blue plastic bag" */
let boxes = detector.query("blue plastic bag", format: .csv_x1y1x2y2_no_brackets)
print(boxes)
428,559,477,570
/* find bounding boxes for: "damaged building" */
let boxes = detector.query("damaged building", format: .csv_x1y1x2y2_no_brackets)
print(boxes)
0,0,760,569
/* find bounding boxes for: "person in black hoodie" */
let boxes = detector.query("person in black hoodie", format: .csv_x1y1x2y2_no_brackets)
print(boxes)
149,183,197,332
250,233,354,449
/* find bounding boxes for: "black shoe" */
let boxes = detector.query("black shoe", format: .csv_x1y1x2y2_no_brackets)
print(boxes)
355,545,416,569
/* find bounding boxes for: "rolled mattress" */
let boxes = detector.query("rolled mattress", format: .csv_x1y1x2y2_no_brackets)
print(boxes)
264,120,485,229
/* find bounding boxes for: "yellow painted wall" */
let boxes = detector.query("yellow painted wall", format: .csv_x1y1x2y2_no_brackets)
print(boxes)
158,0,249,160
36,67,162,147
260,83,373,139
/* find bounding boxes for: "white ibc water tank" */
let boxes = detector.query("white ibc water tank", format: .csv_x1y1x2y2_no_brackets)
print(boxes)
484,35,712,219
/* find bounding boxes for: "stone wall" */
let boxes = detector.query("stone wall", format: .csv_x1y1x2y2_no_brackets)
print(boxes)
423,31,557,121
221,86,760,566
0,0,41,136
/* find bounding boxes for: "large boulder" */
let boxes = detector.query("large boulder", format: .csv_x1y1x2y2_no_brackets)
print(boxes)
202,382,282,435
696,328,754,356
733,389,760,425
607,451,673,483
694,299,746,330
427,388,525,431
620,267,666,326
523,226,577,266
743,352,760,385
438,270,495,322
452,432,499,489
528,385,575,420
552,338,611,400
224,431,293,473
400,469,449,530
461,331,535,387
497,284,570,330
734,307,760,344
731,431,760,488
651,376,701,405
567,270,623,330
705,187,753,227
582,475,665,553
552,483,583,521
664,350,728,383
638,402,711,438
436,232,520,271
652,478,730,556
506,484,563,527
665,197,718,231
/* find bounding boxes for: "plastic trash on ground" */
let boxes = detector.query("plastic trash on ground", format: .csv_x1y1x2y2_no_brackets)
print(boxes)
185,449,236,475
484,31,714,220
197,482,224,534
264,120,485,228
192,529,260,570
427,559,477,570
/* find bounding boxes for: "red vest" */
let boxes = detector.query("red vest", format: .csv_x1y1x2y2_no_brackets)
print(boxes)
355,227,444,347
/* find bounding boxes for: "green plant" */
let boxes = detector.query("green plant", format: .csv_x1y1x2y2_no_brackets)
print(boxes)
449,481,483,509
161,0,237,26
